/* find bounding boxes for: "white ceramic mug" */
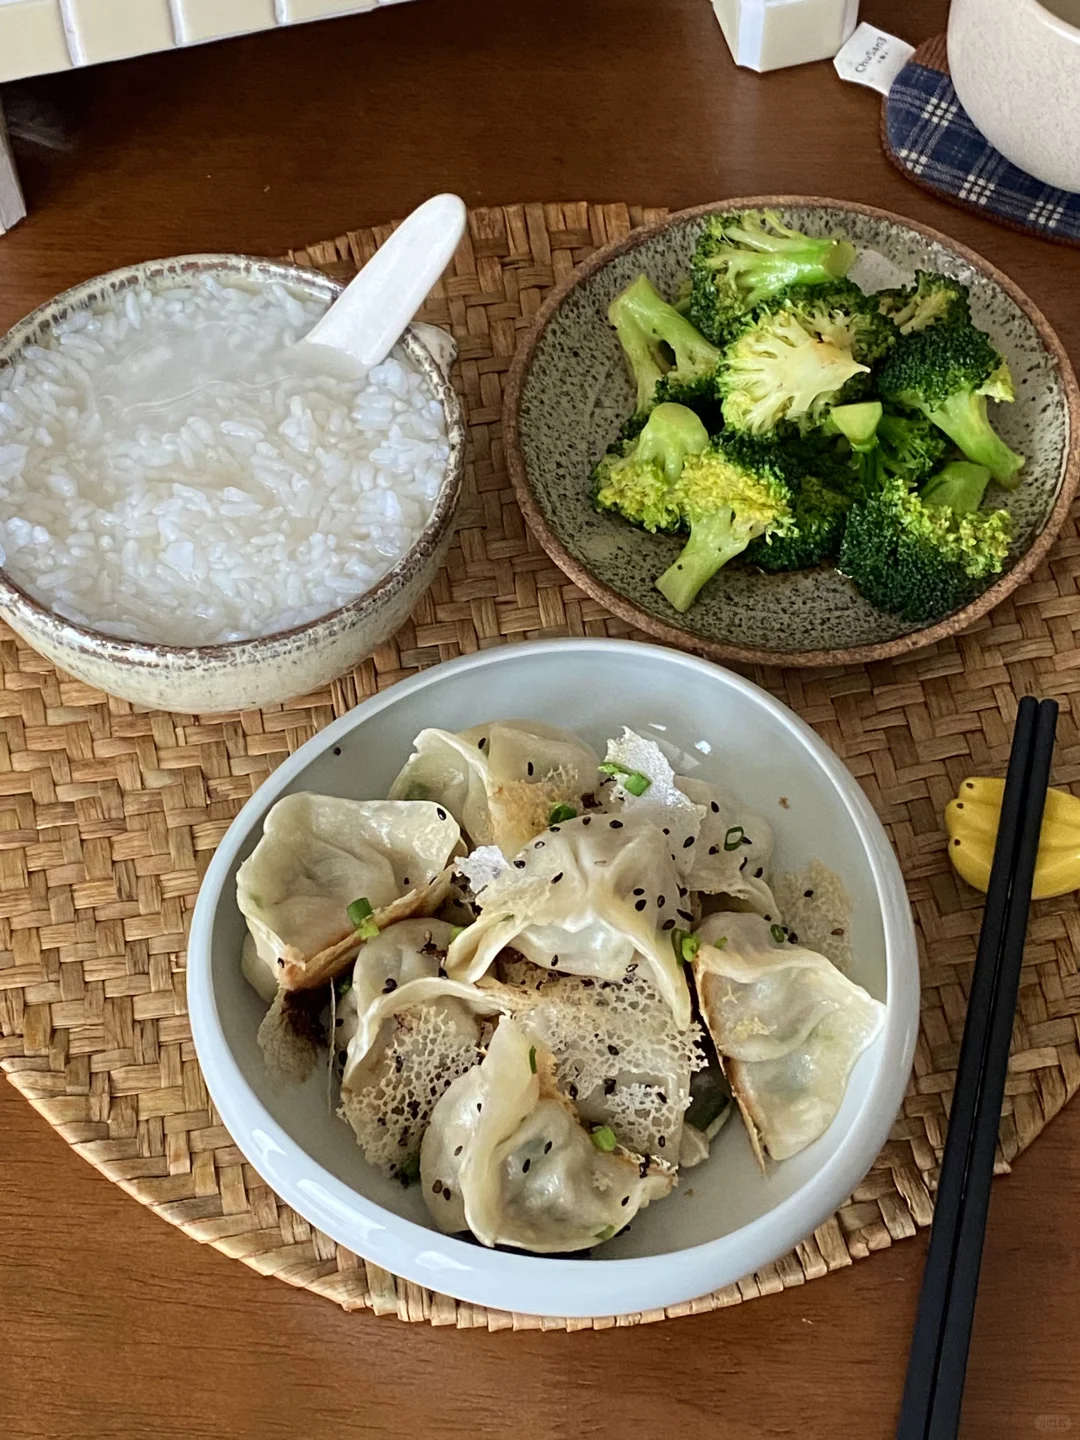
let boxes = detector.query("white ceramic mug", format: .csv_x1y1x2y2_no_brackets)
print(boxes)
948,0,1080,194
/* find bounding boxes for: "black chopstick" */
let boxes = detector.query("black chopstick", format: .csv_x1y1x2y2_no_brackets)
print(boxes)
897,695,1058,1440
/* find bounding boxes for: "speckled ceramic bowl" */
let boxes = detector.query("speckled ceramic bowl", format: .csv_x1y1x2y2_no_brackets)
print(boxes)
504,197,1080,666
0,255,466,712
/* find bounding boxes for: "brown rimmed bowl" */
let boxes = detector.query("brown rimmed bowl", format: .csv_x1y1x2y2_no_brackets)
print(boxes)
503,196,1080,668
0,255,466,713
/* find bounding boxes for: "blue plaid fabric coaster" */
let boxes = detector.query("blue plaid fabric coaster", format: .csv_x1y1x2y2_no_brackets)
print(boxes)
883,37,1080,247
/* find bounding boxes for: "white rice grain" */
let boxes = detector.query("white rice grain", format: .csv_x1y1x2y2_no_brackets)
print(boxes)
0,275,448,645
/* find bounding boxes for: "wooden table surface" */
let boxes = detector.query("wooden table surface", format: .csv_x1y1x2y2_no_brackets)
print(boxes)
3,2,1080,1436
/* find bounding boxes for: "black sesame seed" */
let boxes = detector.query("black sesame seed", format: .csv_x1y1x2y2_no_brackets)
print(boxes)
582,978,594,988
683,835,695,848
443,1187,452,1201
788,932,799,943
661,918,675,931
582,816,592,826
522,1158,531,1173
604,1078,616,1096
514,859,526,869
621,1195,630,1206
383,977,397,993
527,761,534,777
550,826,560,834
335,1017,343,1027
739,858,747,871
708,845,719,856
658,1135,666,1148
544,1141,553,1153
277,957,285,967
608,1044,620,1056
478,736,487,749
551,872,564,884
755,867,764,878
633,887,645,896
677,908,692,921
804,889,814,898
710,801,720,814
634,898,647,912
662,827,670,836
742,835,753,846
609,820,623,829
437,807,447,821
402,877,409,886
535,840,545,848
432,1180,443,1193
657,895,666,908
333,746,341,756
658,1091,667,1103
569,1084,578,1099
476,1102,482,1112
678,886,688,897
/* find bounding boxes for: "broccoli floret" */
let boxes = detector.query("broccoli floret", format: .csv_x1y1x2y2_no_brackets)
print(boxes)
730,431,858,571
689,210,856,344
877,270,970,335
877,320,1024,487
655,444,793,611
876,409,950,487
592,403,710,533
839,470,1012,622
919,459,993,513
757,281,897,371
827,400,883,452
717,303,871,436
608,275,721,420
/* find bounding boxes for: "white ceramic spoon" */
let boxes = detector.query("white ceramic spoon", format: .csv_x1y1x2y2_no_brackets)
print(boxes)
295,192,467,372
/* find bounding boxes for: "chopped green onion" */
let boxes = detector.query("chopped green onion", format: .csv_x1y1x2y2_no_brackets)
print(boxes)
334,975,352,996
548,802,578,824
680,933,701,966
347,897,379,940
594,1224,617,1242
723,825,745,851
591,1125,617,1152
449,925,466,942
399,1154,420,1181
528,1045,538,1074
347,897,373,926
712,935,728,950
770,923,785,944
598,762,652,796
673,928,691,962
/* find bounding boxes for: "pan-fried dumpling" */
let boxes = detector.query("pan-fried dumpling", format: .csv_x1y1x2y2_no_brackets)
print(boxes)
338,919,509,1174
446,814,692,1028
388,720,600,856
484,958,706,1159
600,729,774,912
237,793,460,993
691,913,885,1162
420,1017,674,1252
677,777,775,914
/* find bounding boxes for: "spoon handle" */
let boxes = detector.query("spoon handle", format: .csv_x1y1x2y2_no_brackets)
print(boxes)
302,193,466,368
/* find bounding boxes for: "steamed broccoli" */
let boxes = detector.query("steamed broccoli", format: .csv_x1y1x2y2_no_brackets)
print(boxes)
877,319,1024,486
591,403,710,533
877,270,970,335
839,465,1012,622
717,303,871,436
608,275,722,421
756,281,897,370
728,431,859,572
876,408,950,487
689,210,856,344
655,444,793,612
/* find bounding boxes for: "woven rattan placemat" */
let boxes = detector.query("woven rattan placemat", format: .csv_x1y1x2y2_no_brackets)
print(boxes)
3,201,1079,1331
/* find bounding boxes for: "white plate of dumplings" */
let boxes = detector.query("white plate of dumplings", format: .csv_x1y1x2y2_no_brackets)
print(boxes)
187,638,919,1318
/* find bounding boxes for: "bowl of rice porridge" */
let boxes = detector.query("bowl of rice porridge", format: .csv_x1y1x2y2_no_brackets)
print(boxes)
0,254,465,712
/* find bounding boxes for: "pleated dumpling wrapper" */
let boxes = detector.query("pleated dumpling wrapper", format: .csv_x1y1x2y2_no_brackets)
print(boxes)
237,793,461,995
388,720,600,856
600,728,776,914
446,813,692,1029
337,919,509,1175
420,1017,674,1252
482,958,707,1159
691,912,886,1163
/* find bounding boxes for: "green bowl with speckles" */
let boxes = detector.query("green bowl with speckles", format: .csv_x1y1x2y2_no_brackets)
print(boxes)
504,196,1080,667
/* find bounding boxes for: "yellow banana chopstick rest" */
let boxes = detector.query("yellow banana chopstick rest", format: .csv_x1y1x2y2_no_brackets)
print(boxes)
946,776,1080,899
